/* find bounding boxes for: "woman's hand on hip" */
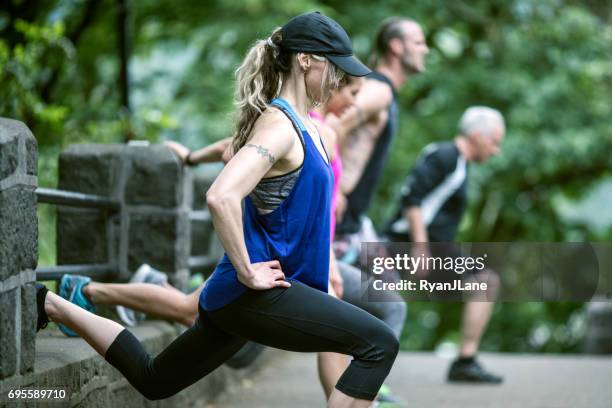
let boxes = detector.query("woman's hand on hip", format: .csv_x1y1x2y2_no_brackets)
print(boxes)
238,260,291,290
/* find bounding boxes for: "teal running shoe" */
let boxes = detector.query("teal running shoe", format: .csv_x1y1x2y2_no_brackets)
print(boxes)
187,273,205,293
58,274,96,337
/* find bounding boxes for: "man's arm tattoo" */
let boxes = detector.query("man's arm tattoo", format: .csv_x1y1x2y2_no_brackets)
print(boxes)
245,143,275,164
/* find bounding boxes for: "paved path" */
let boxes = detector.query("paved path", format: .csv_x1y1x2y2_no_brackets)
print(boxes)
211,351,612,408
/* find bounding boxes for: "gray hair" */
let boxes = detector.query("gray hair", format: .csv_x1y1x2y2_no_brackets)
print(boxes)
458,106,505,137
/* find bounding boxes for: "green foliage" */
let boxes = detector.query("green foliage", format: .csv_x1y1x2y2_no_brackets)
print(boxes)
0,19,70,139
2,0,610,353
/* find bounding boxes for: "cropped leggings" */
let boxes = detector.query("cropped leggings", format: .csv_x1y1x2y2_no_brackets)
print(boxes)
105,280,399,401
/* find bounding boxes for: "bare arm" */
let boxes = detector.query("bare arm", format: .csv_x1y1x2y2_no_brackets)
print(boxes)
406,206,430,276
206,111,296,290
191,137,232,163
338,123,382,194
330,80,393,147
164,138,232,165
405,206,428,243
328,247,343,298
333,81,393,195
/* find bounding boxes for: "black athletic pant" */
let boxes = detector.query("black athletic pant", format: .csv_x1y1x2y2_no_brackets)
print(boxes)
105,280,399,401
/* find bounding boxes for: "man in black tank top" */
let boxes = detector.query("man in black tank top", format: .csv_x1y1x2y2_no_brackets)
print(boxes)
337,71,398,235
333,18,429,238
324,18,429,405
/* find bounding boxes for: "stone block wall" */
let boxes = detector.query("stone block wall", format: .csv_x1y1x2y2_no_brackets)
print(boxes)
0,127,274,407
57,144,192,286
0,118,38,380
0,322,277,408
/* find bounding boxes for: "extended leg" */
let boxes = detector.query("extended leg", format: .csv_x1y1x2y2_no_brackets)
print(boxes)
44,290,124,356
84,282,202,326
40,287,245,400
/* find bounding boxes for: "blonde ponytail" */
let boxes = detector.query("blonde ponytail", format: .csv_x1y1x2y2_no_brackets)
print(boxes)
232,28,290,153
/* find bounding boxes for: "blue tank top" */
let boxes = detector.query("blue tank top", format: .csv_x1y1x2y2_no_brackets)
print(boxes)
200,98,333,311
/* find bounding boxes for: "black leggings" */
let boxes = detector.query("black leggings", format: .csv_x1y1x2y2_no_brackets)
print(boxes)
105,280,399,401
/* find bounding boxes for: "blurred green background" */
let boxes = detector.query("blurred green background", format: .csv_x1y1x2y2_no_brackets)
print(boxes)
2,0,611,353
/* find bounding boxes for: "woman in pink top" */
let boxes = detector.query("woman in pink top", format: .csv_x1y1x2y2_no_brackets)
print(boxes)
309,76,366,400
310,76,364,241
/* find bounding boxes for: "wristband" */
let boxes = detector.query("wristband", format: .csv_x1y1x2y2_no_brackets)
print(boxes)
185,151,196,166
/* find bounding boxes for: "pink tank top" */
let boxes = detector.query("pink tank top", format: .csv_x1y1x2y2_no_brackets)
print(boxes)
309,111,342,240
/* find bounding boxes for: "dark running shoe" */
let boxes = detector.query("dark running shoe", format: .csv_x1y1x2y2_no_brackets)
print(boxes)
448,358,503,384
35,283,49,332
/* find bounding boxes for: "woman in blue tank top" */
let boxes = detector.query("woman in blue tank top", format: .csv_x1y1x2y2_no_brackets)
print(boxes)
35,12,399,407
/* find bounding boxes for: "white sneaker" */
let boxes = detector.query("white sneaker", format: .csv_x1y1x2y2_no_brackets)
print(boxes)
116,264,168,326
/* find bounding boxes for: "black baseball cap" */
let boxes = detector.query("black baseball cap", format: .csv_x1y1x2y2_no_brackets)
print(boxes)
279,12,371,77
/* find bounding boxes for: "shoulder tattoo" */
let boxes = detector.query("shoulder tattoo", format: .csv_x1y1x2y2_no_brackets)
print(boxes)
245,143,275,163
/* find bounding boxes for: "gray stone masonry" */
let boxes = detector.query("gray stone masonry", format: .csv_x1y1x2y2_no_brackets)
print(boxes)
0,118,38,380
0,129,280,407
0,322,279,408
57,144,192,285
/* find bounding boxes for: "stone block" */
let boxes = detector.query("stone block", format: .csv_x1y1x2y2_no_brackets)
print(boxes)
0,288,17,379
20,282,36,374
191,218,214,256
0,186,38,280
0,118,36,180
127,212,189,273
59,144,123,197
26,136,37,176
124,145,184,207
192,167,220,209
110,385,146,408
0,135,18,180
57,208,109,265
73,387,109,408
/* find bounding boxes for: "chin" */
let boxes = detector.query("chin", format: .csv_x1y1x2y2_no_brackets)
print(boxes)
404,64,424,75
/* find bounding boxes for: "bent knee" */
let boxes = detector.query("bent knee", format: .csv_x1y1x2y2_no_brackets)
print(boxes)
380,328,400,361
361,324,400,366
138,381,179,401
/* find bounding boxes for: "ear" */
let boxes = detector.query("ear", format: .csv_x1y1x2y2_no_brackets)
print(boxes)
296,53,310,71
388,37,404,56
467,131,482,145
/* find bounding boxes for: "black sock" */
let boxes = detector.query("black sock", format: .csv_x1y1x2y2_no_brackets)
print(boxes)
35,283,49,331
457,355,476,365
